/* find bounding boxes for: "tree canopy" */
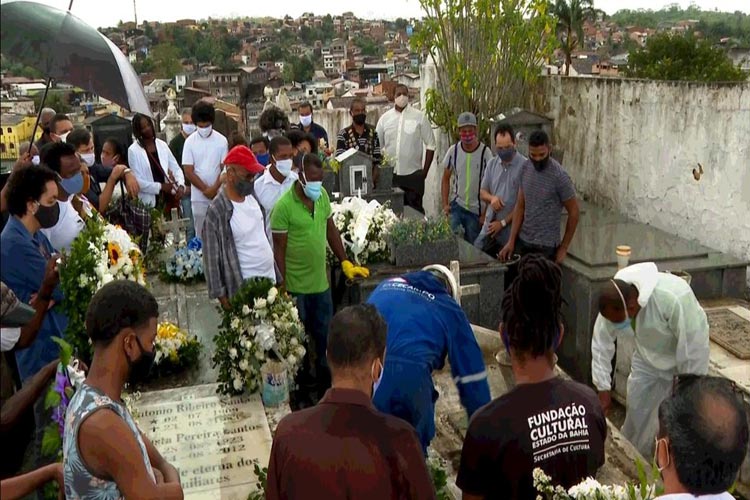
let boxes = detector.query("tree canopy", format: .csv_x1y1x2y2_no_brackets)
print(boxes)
625,32,748,82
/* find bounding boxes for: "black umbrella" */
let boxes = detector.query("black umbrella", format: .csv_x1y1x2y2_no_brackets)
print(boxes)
0,0,151,138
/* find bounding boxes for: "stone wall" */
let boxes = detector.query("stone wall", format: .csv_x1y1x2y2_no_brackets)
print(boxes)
288,106,391,151
537,77,750,283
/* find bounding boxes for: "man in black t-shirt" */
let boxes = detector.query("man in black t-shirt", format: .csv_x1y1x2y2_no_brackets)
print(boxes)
457,255,606,499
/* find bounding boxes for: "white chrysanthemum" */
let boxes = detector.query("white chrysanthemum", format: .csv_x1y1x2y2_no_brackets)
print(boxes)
229,348,238,359
238,359,249,371
242,305,251,316
287,355,296,366
290,337,298,346
230,318,240,330
232,378,243,391
254,298,267,309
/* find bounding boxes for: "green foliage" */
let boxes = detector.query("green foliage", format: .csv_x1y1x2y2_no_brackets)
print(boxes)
395,18,410,31
149,43,183,79
41,425,61,457
553,0,595,75
429,461,451,500
0,59,44,79
625,32,747,81
355,37,381,57
246,459,268,500
389,217,453,246
285,56,315,83
412,0,555,140
32,92,71,114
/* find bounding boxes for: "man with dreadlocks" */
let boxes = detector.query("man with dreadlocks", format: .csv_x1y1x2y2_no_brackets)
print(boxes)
457,255,606,500
366,268,490,455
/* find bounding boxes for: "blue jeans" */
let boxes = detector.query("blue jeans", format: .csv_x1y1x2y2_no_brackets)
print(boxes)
291,289,333,406
449,201,481,244
180,196,195,241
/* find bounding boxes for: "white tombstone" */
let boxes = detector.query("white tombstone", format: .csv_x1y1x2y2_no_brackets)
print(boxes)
163,88,181,144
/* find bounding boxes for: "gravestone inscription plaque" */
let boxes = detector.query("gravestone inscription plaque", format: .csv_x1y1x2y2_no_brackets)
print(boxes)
133,383,272,499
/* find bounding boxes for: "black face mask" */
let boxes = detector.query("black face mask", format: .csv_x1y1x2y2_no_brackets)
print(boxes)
352,113,367,126
235,178,255,197
35,202,60,228
128,336,155,384
532,156,550,171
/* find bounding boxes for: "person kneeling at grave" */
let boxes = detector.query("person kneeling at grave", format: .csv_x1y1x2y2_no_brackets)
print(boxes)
63,280,183,499
458,255,607,500
366,266,491,454
203,146,276,311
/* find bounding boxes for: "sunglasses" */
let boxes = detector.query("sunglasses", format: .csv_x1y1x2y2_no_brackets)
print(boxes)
671,373,741,396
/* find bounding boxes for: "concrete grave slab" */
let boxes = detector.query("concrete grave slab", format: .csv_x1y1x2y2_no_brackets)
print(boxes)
706,308,750,360
134,383,271,500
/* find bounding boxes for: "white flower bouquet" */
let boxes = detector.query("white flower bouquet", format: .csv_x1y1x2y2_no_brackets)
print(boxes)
61,215,147,360
213,278,307,396
151,321,201,377
329,196,398,265
161,237,204,283
533,465,660,500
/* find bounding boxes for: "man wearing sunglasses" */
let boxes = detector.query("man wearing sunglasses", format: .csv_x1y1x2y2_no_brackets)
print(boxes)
591,262,710,458
653,375,747,500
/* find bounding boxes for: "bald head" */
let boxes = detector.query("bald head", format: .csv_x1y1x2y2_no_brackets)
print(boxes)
658,376,749,494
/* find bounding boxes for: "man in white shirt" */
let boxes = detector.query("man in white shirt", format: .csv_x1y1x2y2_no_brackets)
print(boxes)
376,84,436,213
591,262,710,458
653,375,747,500
253,136,298,225
182,101,229,240
203,146,276,311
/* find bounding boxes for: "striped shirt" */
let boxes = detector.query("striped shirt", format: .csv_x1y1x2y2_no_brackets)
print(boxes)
335,124,382,165
519,157,576,248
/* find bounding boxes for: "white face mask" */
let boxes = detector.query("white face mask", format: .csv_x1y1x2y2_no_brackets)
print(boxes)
182,123,196,135
395,95,409,108
300,115,313,127
31,155,40,166
197,125,212,138
59,131,71,143
80,153,95,167
275,158,293,178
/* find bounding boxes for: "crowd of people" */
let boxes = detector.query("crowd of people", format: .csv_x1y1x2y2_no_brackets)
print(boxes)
0,91,747,500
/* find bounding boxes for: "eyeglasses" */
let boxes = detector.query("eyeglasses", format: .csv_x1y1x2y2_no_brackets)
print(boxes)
671,373,741,396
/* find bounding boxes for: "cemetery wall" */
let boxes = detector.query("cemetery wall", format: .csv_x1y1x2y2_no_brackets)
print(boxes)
538,76,750,285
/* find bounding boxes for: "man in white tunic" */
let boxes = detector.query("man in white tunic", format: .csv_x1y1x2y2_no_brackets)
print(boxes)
591,262,710,457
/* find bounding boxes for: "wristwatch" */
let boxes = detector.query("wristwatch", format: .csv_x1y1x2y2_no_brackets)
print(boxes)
500,219,507,228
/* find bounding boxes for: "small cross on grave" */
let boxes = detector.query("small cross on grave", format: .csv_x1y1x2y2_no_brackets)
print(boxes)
162,208,191,247
450,260,481,306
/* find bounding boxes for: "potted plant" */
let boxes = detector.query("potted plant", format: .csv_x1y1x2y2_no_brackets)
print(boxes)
388,217,458,268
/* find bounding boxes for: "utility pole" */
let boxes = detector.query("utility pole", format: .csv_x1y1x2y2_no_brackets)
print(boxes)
133,0,138,27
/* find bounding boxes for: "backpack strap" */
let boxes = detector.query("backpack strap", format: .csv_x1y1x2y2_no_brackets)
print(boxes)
478,145,488,214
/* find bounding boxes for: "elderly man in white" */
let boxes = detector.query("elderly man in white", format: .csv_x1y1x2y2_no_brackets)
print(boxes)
591,262,710,458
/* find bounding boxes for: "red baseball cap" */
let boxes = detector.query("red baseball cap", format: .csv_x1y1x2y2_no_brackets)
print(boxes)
224,146,264,175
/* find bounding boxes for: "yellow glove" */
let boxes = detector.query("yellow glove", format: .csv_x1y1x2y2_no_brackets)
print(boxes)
342,260,370,280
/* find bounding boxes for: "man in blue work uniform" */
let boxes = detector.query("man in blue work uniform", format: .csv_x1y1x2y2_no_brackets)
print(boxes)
367,270,491,454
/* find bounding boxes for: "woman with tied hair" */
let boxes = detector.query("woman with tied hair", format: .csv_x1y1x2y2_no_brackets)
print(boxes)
127,113,185,211
457,255,607,500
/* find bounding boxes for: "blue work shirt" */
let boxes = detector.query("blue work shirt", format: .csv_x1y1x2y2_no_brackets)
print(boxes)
367,271,491,418
1,217,68,381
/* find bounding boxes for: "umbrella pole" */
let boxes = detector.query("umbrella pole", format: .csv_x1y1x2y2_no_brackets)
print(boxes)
29,77,52,150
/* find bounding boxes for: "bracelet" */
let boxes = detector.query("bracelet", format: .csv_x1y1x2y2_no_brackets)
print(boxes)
500,219,507,228
123,168,132,175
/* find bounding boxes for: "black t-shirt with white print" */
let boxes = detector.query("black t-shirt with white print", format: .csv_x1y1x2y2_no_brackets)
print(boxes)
457,376,606,499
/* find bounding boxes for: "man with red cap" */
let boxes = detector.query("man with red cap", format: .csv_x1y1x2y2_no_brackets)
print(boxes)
203,146,276,310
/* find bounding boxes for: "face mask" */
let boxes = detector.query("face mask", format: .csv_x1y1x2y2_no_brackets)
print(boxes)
80,153,95,167
352,113,367,126
610,280,632,330
460,133,476,144
182,123,196,135
255,152,270,166
275,158,293,178
31,155,41,166
128,336,155,384
532,156,549,171
234,175,255,196
58,131,71,143
301,171,322,202
300,115,313,127
60,172,85,196
395,95,409,108
34,201,60,228
372,359,384,398
498,148,515,162
197,125,213,138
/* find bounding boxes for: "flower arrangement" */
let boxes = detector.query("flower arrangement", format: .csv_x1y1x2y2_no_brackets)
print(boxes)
60,216,147,361
388,216,458,267
328,197,398,265
41,338,82,459
533,463,661,500
151,321,201,377
161,237,204,283
213,278,307,396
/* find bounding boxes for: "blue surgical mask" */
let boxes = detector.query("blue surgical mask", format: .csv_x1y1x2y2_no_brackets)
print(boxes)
275,158,293,178
498,148,515,162
301,171,322,201
372,359,384,398
612,318,631,330
60,172,84,195
256,152,270,166
609,279,632,331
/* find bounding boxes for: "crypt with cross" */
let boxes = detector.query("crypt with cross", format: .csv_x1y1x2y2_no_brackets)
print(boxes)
366,261,490,454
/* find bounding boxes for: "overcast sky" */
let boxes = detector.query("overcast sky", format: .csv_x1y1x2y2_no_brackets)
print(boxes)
1,0,748,29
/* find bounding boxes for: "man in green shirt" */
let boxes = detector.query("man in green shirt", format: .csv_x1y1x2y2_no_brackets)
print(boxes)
271,153,369,409
169,108,196,239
